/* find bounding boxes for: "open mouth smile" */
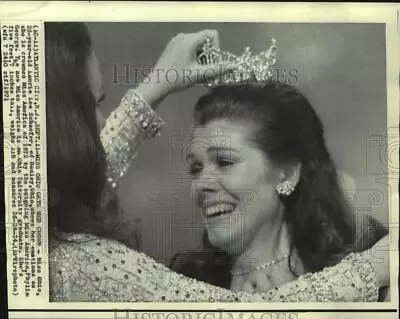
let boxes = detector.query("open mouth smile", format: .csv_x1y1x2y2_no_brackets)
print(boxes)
203,203,236,218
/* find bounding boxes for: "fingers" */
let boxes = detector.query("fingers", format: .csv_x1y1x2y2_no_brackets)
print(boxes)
170,29,220,49
159,29,228,90
192,29,220,50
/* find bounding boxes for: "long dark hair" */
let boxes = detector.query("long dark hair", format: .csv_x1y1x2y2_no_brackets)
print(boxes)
170,83,387,287
45,23,133,246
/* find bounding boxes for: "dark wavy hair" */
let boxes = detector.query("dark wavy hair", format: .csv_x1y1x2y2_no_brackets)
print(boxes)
170,83,388,288
45,23,135,247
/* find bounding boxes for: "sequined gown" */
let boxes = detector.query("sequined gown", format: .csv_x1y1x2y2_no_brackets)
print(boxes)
49,89,381,302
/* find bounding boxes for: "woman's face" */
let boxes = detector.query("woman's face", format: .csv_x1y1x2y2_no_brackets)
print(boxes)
189,119,283,255
87,50,106,130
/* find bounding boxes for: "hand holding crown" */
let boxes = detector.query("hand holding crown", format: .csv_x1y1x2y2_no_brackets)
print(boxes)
138,30,277,106
143,29,240,99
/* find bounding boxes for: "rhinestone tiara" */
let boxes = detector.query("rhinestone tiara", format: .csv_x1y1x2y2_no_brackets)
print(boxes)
197,38,277,87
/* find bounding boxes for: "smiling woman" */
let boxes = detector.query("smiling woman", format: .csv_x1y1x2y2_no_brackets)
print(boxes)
189,119,286,258
171,82,389,296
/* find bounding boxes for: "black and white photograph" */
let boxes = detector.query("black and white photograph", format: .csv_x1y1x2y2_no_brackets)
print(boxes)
45,21,391,302
1,3,398,316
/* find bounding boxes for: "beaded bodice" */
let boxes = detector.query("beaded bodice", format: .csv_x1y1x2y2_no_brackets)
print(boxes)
49,233,380,302
49,233,257,302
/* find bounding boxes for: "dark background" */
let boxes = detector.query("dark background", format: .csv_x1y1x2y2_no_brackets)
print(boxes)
88,22,388,263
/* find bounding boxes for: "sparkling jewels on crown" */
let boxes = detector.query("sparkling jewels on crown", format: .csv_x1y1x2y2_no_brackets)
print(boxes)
197,38,277,87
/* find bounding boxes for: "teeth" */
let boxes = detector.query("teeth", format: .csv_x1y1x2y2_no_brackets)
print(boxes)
204,203,235,217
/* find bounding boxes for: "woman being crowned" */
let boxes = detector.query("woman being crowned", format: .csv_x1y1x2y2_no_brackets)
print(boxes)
171,38,390,299
47,22,389,302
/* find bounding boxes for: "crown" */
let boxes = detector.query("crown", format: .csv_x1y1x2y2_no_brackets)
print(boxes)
197,38,277,87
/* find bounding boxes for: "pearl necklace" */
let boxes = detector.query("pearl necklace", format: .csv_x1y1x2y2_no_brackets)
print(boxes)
230,253,290,276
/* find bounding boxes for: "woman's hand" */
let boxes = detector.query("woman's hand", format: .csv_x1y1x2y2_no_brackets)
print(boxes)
152,29,236,91
136,30,237,107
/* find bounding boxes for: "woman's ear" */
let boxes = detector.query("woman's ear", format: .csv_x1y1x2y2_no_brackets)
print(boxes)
276,163,301,196
280,162,301,186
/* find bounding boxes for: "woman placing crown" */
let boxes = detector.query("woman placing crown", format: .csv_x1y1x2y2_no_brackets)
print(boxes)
47,22,390,302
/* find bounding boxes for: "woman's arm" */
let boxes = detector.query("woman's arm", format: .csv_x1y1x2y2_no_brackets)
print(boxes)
100,88,164,189
271,234,390,302
100,30,236,190
265,252,379,302
50,234,387,302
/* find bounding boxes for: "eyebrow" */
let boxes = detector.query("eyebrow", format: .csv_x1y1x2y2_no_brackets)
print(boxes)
186,146,239,161
208,146,239,153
